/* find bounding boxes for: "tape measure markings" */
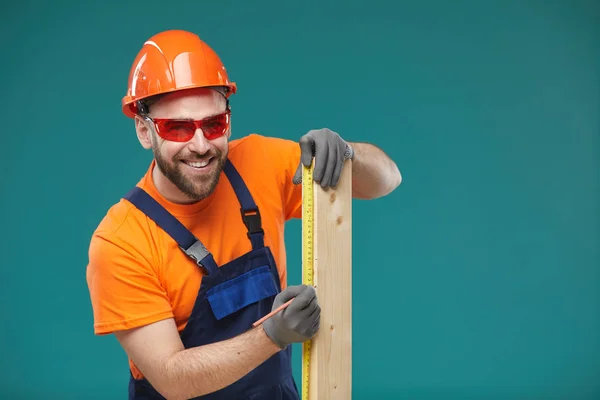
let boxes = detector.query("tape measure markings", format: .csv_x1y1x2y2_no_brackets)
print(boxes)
301,161,314,400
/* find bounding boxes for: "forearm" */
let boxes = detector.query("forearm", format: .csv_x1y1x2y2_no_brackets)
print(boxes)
348,142,402,199
161,326,281,399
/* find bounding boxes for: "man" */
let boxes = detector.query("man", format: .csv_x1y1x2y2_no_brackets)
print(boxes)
86,29,401,400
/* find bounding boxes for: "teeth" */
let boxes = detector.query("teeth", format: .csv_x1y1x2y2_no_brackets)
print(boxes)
185,160,210,168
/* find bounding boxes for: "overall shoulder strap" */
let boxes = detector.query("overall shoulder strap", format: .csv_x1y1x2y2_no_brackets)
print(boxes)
223,159,265,250
123,187,218,274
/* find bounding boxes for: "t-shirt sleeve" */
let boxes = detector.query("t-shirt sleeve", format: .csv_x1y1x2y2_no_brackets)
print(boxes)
262,136,303,220
86,228,174,335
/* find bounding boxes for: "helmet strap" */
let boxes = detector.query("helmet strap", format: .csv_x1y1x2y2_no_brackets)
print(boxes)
136,100,149,116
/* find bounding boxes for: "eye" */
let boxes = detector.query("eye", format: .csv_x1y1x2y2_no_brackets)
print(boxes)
164,121,194,133
202,116,221,128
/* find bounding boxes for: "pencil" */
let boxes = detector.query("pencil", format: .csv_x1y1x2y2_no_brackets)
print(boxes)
252,299,294,327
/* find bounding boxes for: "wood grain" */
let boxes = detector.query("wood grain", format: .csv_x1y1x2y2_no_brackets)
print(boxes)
307,159,352,399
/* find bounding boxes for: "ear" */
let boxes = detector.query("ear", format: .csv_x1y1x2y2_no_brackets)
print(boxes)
135,115,153,150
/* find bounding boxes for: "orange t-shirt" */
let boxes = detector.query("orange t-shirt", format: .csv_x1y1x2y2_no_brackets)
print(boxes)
86,134,303,378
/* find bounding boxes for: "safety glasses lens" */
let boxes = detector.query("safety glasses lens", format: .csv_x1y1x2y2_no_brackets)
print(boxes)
201,113,230,139
153,112,230,142
158,121,197,141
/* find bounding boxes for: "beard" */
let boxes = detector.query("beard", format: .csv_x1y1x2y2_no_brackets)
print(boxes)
152,142,227,202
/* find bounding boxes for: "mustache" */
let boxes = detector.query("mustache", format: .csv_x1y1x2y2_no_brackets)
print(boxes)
177,148,221,160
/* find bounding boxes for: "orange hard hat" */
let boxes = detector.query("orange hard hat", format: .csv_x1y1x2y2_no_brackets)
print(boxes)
121,30,237,118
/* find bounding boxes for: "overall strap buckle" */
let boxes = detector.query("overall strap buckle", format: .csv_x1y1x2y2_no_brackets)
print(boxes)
223,159,266,249
180,241,209,266
241,207,264,239
123,186,219,274
179,241,218,274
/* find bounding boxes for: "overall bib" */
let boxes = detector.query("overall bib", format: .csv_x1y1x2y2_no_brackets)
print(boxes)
123,159,300,400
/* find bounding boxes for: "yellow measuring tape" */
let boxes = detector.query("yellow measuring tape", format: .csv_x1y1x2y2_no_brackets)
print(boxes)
301,161,314,400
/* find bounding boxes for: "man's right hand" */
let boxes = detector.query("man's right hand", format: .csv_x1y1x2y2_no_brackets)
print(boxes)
263,284,321,349
113,284,320,399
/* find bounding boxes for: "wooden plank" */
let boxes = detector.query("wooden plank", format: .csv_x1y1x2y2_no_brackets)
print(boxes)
307,159,353,399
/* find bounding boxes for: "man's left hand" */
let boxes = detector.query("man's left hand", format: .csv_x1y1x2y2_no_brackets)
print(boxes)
292,128,354,188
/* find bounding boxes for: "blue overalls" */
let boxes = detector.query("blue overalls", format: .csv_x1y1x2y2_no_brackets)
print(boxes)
122,159,300,400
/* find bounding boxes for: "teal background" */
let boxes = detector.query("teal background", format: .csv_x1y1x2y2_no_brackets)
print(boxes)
1,0,599,398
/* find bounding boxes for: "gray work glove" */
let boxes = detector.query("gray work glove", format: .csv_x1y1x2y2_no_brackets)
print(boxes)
292,128,354,188
263,284,321,349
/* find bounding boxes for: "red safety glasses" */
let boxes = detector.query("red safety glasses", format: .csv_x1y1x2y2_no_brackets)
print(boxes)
146,110,231,142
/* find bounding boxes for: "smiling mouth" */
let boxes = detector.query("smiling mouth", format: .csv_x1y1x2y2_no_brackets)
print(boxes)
181,158,213,169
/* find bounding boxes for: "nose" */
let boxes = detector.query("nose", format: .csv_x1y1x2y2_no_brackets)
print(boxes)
187,129,211,154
